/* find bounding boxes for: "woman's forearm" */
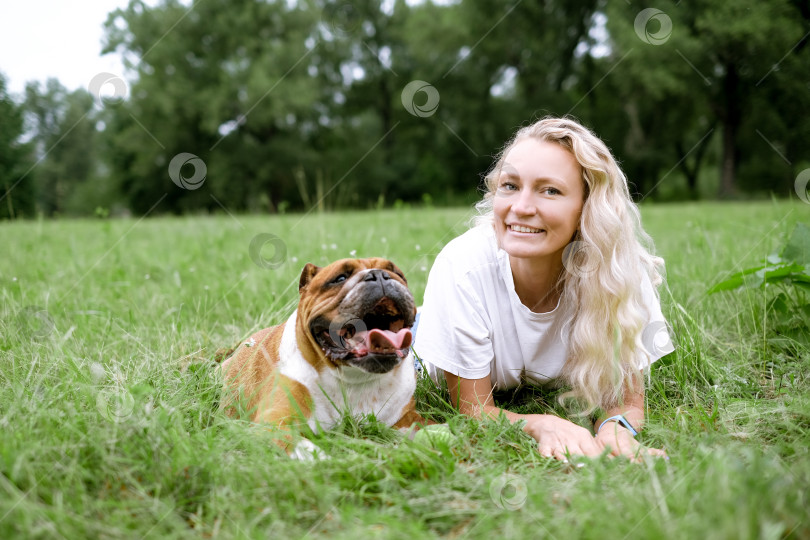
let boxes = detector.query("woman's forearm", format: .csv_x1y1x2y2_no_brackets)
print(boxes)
458,401,563,440
594,386,646,434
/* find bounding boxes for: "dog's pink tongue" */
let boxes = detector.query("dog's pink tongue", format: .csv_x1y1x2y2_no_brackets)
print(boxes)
365,328,413,353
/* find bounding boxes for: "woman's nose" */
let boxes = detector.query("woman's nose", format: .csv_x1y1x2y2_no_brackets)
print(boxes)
511,189,538,215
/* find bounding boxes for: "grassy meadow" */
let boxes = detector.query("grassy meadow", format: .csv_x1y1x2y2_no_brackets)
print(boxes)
1,201,809,538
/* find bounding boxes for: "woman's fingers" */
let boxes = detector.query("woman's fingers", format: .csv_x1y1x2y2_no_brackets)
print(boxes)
538,441,572,462
551,448,569,463
538,444,554,459
539,439,602,462
645,446,668,458
619,442,669,462
581,438,605,457
541,436,668,463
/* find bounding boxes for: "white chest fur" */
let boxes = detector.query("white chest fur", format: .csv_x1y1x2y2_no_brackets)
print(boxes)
276,311,417,431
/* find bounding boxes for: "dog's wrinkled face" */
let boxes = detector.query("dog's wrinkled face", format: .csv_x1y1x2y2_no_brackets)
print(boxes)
297,258,416,374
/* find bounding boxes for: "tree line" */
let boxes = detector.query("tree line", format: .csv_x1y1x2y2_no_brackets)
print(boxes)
1,0,808,219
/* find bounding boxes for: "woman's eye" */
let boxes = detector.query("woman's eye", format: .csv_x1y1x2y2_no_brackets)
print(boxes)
542,187,561,195
497,182,518,192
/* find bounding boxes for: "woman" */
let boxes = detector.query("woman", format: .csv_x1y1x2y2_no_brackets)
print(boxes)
415,117,672,461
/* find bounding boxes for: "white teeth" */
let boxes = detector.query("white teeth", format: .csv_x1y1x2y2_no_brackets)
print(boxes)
511,225,542,233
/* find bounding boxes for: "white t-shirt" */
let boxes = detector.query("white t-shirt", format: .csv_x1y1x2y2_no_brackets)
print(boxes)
414,224,673,390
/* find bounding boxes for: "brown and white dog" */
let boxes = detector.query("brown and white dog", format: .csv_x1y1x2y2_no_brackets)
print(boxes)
220,258,424,457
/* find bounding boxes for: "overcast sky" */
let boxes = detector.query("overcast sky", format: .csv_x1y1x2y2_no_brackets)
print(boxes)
0,0,153,97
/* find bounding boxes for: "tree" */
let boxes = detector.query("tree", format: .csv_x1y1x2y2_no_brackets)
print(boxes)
100,0,612,213
0,73,35,219
22,79,99,216
102,0,323,214
603,0,809,198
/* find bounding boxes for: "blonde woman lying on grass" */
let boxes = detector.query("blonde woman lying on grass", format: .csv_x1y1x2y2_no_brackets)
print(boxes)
415,117,673,462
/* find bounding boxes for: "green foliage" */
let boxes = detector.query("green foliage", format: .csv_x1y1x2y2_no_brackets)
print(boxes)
0,73,35,219
21,79,102,216
604,0,810,199
709,223,810,348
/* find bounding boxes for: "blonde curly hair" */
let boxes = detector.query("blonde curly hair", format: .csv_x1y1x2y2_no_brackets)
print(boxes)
475,117,665,412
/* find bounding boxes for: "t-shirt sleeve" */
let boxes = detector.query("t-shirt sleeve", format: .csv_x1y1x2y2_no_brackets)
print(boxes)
638,272,675,370
414,255,494,380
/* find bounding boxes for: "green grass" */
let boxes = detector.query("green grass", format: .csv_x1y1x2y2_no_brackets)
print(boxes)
1,201,808,539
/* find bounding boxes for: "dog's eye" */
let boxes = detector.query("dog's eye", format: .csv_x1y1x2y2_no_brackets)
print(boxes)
330,273,348,284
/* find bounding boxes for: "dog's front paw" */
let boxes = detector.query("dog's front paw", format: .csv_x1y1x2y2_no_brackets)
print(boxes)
290,438,329,461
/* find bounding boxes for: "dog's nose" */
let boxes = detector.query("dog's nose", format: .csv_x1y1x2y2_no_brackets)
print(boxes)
363,269,391,282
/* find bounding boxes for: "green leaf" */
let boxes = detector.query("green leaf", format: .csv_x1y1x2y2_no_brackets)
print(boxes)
708,263,807,293
708,265,767,293
760,263,807,285
780,223,810,266
768,293,789,314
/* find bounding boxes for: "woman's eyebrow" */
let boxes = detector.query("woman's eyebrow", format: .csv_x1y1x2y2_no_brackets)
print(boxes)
498,162,570,185
533,175,566,185
499,170,566,185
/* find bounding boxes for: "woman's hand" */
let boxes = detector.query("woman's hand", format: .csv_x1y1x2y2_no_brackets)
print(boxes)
444,371,667,463
523,414,603,461
594,422,668,462
446,373,600,462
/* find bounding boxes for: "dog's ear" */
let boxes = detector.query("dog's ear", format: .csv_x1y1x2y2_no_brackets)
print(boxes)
299,263,321,291
386,261,408,285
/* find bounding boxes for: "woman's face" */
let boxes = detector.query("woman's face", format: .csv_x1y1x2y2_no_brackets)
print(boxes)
493,138,585,263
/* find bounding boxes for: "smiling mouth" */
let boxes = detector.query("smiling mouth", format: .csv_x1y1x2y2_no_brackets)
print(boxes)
508,224,545,234
312,298,414,362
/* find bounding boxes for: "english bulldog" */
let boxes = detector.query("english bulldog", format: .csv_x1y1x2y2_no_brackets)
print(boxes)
220,258,424,457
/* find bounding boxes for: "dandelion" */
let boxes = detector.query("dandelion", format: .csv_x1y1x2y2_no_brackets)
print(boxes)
90,362,105,382
415,244,421,251
145,274,150,280
350,250,357,257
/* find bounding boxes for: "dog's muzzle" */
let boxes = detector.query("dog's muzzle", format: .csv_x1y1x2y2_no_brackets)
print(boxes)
310,270,415,373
